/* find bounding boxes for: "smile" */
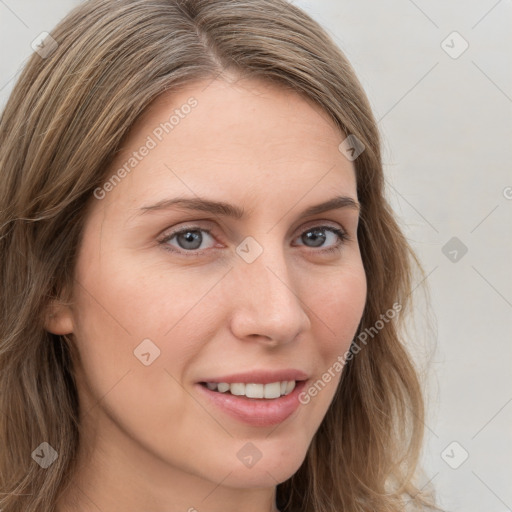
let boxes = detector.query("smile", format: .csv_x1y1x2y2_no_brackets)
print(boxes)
200,380,296,399
196,371,309,427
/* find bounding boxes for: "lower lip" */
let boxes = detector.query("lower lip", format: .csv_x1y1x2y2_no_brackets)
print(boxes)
196,381,307,427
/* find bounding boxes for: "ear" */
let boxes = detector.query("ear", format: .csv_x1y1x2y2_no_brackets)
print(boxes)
44,300,74,335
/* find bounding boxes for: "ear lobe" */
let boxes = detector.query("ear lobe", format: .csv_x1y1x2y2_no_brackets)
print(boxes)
44,300,74,335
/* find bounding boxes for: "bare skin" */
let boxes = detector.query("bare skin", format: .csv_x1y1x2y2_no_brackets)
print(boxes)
47,76,367,512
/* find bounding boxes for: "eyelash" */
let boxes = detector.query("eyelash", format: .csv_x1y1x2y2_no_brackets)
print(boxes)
157,224,350,257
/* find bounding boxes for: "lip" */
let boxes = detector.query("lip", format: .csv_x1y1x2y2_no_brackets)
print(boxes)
196,379,308,427
198,369,309,384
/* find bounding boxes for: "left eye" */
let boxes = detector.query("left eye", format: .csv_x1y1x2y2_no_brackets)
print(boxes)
159,225,348,254
294,226,348,250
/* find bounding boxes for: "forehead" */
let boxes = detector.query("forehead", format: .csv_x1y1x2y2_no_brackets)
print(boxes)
97,77,357,216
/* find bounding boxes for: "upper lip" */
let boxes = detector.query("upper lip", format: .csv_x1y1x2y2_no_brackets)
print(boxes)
199,369,309,384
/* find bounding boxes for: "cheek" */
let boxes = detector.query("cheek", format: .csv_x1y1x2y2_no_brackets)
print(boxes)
307,262,367,356
70,247,232,430
74,248,221,343
295,262,366,411
70,257,224,471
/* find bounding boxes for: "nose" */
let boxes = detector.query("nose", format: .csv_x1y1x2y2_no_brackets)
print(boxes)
228,241,311,347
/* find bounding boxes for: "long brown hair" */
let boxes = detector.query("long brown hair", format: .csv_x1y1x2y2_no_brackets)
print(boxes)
0,1,439,510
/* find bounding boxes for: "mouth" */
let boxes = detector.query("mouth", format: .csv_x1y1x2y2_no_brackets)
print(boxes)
199,380,298,399
195,371,308,427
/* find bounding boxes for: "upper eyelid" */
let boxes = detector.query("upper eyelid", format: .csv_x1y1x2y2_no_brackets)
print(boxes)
160,218,349,239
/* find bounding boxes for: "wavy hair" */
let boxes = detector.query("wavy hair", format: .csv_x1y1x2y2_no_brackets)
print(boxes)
0,0,439,510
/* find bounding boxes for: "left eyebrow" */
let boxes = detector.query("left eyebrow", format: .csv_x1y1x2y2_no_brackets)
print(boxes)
135,195,360,220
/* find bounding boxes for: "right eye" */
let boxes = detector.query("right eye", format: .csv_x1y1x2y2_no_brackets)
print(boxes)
158,226,218,255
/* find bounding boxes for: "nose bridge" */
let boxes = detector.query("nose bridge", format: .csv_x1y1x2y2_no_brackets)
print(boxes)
229,234,310,343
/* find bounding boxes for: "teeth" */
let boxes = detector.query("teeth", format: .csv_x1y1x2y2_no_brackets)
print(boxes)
217,382,230,393
204,380,296,399
285,380,295,395
230,383,245,396
245,383,263,398
264,382,281,399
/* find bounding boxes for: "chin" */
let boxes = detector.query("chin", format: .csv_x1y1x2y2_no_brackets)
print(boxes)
221,459,305,489
210,437,310,488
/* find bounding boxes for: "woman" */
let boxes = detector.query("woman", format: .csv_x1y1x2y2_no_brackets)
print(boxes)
0,0,439,510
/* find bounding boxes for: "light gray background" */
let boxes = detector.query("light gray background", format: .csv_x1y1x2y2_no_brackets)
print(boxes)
1,1,511,510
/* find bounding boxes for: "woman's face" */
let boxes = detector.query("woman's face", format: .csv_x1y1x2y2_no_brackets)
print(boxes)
51,77,367,507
